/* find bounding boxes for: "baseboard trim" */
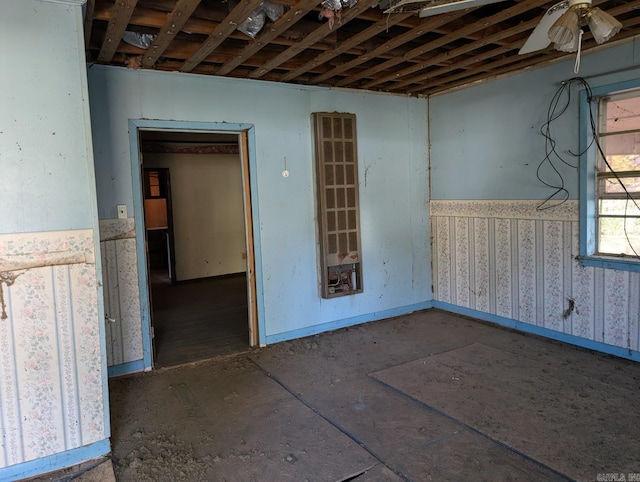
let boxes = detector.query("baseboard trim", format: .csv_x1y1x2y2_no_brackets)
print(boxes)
0,439,110,481
265,301,434,344
107,358,147,378
433,301,640,362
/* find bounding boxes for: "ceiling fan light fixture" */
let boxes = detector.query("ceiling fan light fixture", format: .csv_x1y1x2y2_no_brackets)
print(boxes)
554,27,582,52
588,7,623,44
548,9,579,45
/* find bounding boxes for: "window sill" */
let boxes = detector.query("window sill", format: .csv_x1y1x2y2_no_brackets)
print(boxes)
578,255,640,272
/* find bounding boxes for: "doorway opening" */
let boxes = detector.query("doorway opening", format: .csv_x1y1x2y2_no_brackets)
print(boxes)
137,128,258,368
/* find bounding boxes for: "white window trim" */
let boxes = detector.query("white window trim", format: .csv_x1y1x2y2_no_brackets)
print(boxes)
579,78,640,272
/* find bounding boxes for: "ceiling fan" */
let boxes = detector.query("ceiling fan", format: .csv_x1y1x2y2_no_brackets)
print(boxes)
382,0,622,55
518,0,622,54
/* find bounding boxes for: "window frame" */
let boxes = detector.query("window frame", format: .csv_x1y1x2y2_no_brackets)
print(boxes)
579,78,640,272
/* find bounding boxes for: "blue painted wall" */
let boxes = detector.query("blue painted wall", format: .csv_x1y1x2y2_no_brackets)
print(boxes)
0,1,109,478
430,38,640,200
88,67,431,340
429,38,640,362
0,1,98,233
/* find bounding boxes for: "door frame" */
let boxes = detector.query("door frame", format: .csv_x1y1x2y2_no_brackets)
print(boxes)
142,167,176,284
128,119,265,370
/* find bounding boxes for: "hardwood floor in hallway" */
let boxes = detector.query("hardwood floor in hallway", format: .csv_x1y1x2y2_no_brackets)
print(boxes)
150,272,250,367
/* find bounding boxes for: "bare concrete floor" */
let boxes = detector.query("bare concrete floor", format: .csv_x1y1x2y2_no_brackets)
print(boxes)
107,309,640,481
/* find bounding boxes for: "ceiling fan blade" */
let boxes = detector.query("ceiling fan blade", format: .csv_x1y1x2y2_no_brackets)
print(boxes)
418,0,507,17
518,1,569,54
384,0,505,14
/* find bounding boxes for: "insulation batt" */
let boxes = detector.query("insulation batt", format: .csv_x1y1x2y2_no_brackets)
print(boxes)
238,1,286,38
122,31,155,49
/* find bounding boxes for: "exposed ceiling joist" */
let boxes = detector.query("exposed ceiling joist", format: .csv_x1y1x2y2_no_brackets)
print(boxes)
388,17,541,91
420,0,640,95
85,0,640,97
97,0,138,63
353,0,550,89
249,0,381,79
279,11,413,82
180,0,265,72
141,0,202,68
216,0,323,76
311,9,471,84
84,0,95,52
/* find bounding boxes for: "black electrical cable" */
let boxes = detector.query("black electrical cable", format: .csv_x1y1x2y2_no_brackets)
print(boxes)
537,76,639,257
537,79,582,210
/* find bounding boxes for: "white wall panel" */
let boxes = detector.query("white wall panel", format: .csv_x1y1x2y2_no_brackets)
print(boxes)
431,200,639,352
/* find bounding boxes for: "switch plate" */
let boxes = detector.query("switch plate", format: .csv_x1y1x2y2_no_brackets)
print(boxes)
117,204,127,219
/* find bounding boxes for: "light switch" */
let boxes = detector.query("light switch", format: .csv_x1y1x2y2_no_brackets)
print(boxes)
117,204,127,219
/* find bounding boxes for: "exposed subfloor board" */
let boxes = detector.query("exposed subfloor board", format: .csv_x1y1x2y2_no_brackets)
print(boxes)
108,309,640,481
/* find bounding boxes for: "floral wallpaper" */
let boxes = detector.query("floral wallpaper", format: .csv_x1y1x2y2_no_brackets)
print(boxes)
0,229,106,468
431,200,640,352
99,218,143,367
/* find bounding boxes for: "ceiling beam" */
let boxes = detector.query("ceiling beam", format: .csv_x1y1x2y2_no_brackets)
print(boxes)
422,21,640,96
346,0,550,89
404,44,527,94
248,0,382,79
141,0,202,68
84,0,95,53
279,11,412,82
215,0,323,76
94,6,339,53
180,0,265,72
310,9,471,85
97,0,138,63
417,1,640,95
388,19,539,92
93,25,414,70
391,0,614,92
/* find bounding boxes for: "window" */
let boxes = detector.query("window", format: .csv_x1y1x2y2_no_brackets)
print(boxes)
596,90,640,256
312,112,363,298
580,80,640,271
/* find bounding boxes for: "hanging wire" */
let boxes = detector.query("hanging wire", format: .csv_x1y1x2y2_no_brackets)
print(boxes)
538,77,640,256
536,79,582,210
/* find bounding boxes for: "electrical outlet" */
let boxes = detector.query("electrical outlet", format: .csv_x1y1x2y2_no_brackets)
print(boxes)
117,204,127,219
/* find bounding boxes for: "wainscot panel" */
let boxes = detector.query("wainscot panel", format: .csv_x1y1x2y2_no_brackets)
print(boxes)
0,230,106,468
99,218,143,367
431,200,639,354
